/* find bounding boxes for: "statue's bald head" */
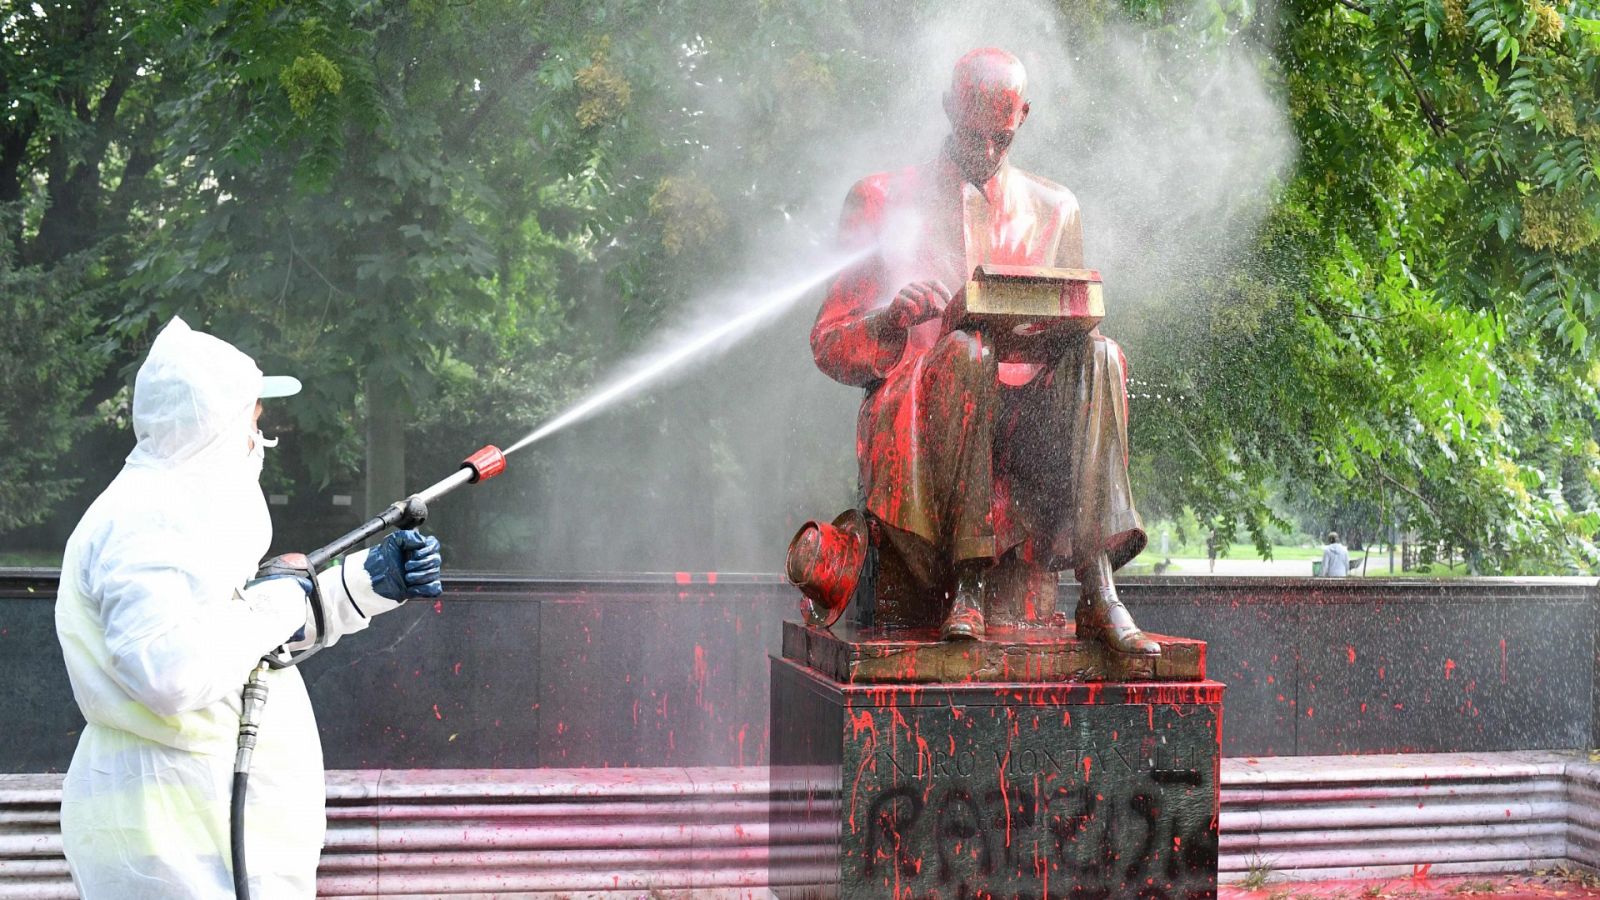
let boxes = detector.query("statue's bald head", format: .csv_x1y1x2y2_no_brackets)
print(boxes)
943,48,1030,185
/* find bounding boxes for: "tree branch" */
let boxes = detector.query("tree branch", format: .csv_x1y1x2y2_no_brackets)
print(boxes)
1309,296,1401,322
453,43,550,147
1333,0,1452,139
1376,468,1441,520
1390,51,1449,137
0,108,39,207
290,232,352,297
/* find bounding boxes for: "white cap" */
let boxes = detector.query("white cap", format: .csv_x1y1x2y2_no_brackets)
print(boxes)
260,375,303,399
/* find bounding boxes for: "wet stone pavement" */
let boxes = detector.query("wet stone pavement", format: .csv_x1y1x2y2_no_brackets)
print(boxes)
1222,871,1600,899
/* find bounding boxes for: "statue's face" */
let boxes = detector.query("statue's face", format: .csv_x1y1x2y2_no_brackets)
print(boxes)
945,74,1030,186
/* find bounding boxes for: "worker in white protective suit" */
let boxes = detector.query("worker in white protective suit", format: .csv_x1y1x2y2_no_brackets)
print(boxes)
56,317,444,899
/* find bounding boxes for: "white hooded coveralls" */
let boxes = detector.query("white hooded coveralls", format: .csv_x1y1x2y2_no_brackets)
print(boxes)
56,318,396,899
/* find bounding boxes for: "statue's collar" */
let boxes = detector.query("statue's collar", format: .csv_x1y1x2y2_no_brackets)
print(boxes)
934,146,1013,206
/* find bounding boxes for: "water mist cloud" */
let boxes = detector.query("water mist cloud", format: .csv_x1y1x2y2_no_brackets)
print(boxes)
505,244,870,454
509,0,1295,575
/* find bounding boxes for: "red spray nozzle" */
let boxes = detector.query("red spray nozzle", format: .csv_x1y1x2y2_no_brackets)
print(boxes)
461,445,507,483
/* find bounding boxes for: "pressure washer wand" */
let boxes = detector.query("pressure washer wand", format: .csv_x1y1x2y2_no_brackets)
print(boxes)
232,443,507,900
253,444,508,672
306,444,508,568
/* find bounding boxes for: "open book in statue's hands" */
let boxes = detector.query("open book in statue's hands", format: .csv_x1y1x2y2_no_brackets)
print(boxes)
948,264,1106,362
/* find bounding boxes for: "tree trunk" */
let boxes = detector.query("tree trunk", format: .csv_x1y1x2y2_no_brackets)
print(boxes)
365,374,407,518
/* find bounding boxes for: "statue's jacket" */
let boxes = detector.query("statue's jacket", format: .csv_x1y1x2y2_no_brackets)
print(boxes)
811,150,1145,572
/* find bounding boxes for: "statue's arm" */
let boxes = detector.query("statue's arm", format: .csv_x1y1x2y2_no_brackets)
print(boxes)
809,179,905,387
1052,191,1103,341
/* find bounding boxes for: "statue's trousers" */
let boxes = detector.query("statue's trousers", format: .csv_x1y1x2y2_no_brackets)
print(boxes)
858,327,1146,572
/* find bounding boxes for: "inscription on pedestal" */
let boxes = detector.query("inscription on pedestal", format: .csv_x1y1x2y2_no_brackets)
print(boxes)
771,657,1223,900
848,699,1217,898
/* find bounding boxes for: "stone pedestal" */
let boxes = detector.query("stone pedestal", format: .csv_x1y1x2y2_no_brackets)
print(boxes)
770,622,1223,899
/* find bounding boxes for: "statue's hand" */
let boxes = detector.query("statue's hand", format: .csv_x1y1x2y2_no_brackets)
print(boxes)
939,285,968,335
884,281,951,330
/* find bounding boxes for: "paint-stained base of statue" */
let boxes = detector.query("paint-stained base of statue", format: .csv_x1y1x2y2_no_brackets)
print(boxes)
769,639,1224,898
782,620,1207,685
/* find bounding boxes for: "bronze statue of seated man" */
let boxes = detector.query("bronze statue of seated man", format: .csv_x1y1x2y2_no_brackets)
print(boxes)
790,47,1157,658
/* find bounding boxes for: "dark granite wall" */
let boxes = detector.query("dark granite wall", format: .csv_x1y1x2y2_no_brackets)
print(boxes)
1128,577,1597,756
1,571,1592,771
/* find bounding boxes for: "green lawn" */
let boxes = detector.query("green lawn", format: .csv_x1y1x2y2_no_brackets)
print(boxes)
1142,541,1326,562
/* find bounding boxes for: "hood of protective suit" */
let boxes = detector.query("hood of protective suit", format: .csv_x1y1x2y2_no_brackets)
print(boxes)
127,317,264,471
121,316,274,581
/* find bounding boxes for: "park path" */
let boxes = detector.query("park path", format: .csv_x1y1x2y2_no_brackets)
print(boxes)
1150,555,1403,577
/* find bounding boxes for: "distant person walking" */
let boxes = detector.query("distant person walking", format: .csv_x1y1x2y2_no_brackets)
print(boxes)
1319,532,1350,577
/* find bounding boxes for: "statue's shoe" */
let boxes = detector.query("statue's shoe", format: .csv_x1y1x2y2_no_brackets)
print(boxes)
940,572,986,641
940,602,985,641
1076,586,1160,657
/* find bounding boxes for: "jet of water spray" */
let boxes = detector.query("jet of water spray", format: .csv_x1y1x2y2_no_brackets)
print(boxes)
503,247,870,456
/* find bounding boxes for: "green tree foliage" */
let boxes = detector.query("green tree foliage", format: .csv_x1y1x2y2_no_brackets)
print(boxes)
1125,0,1600,572
0,0,156,531
0,225,110,531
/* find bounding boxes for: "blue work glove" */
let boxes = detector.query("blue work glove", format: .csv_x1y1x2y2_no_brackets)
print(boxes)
292,535,442,653
364,529,444,601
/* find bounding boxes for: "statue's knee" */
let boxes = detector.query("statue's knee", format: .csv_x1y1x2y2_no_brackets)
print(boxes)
939,329,990,368
1093,334,1130,377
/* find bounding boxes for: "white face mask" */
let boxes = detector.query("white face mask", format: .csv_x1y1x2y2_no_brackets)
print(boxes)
246,428,278,479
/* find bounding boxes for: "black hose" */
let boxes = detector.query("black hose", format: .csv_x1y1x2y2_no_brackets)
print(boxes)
232,662,270,900
231,770,250,898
